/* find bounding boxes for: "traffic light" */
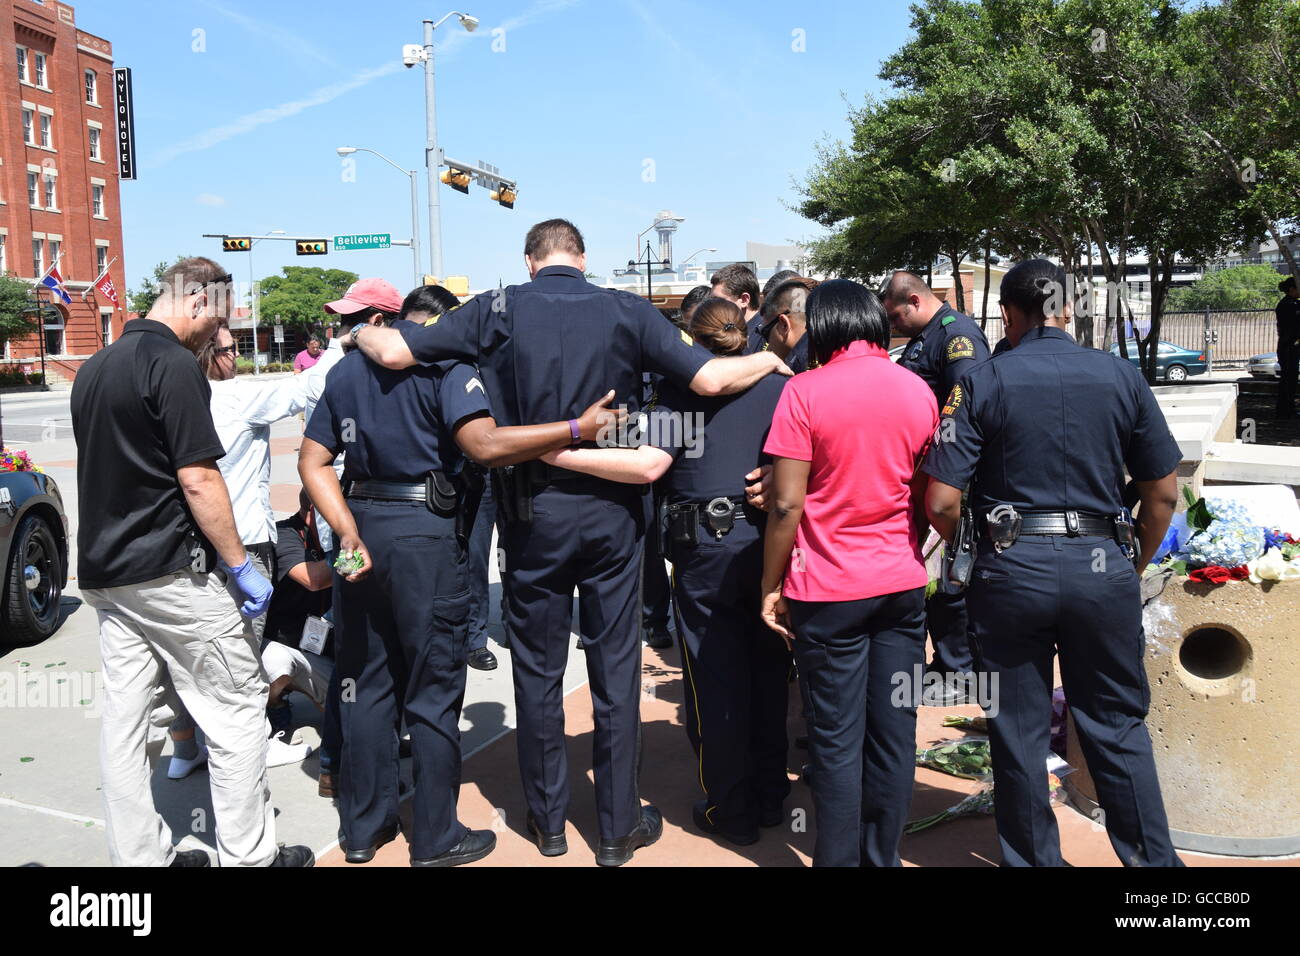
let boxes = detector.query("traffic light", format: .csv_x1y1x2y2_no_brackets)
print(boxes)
490,184,517,209
440,167,471,194
295,240,328,256
222,237,252,252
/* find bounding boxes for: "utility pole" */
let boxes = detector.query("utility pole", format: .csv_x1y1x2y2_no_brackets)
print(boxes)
423,18,443,280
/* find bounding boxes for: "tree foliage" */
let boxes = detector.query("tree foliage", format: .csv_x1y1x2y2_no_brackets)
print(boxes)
256,267,359,330
1167,265,1289,312
797,0,1299,382
0,274,38,346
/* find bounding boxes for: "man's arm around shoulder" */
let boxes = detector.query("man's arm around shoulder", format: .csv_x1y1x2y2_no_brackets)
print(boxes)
690,350,791,397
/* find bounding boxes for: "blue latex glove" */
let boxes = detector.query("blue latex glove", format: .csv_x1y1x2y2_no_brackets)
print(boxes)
227,557,273,618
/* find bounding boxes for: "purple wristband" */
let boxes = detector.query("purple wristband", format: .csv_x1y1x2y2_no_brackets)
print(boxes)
568,418,581,444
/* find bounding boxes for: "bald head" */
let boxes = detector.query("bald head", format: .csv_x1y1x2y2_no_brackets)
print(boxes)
881,271,943,336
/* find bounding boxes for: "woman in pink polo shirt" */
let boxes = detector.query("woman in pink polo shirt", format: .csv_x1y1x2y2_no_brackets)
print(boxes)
760,279,938,867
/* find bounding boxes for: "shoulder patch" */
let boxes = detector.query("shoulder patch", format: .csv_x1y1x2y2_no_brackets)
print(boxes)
945,335,975,361
941,383,963,416
424,314,439,326
941,314,956,327
680,329,694,346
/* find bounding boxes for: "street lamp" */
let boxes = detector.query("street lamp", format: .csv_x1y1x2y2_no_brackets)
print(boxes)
337,146,422,288
404,11,479,280
680,247,716,267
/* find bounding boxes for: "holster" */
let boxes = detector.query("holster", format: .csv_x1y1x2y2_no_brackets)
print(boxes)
1115,509,1137,566
944,505,976,592
491,464,533,525
454,466,486,550
666,502,700,549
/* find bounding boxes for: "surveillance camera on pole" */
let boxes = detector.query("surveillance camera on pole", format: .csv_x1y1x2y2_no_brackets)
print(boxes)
402,43,426,68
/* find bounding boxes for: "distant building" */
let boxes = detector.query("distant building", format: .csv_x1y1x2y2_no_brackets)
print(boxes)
1,0,127,382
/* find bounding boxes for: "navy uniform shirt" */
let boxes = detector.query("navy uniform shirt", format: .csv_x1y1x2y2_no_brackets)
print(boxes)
746,323,813,374
648,375,787,505
305,351,490,482
1277,294,1300,348
395,266,712,427
922,326,1182,517
898,303,991,404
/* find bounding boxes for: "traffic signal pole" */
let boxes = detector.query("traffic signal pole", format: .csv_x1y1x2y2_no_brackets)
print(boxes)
423,18,443,281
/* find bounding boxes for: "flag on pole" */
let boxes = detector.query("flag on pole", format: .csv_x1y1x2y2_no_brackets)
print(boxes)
40,264,73,305
93,270,122,310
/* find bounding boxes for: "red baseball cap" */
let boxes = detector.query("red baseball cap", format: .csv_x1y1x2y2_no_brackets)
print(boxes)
323,277,404,316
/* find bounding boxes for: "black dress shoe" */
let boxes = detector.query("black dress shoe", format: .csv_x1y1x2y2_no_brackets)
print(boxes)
270,844,315,867
643,625,672,650
596,806,663,866
693,800,759,846
411,829,497,867
168,849,211,867
575,637,586,650
344,822,399,864
527,813,568,857
467,647,499,671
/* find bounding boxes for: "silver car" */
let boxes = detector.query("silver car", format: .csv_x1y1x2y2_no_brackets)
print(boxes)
1248,352,1280,379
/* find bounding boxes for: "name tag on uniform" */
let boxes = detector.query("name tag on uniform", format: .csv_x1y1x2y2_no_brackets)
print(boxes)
300,616,331,655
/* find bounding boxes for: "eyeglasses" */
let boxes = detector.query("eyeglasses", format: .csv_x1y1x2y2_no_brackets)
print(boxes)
214,343,238,356
759,310,805,340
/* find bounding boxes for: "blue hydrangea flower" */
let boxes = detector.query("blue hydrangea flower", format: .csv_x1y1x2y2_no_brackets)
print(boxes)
1183,497,1266,568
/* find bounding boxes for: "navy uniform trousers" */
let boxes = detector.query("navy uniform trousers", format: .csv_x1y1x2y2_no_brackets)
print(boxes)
503,477,645,840
787,586,927,867
671,518,791,833
926,587,975,676
967,535,1182,867
335,498,472,861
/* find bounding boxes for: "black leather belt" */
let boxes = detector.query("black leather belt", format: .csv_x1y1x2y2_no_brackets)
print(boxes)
982,510,1116,537
346,479,426,501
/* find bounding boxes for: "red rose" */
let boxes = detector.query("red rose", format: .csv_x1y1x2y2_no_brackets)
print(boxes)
1189,566,1233,584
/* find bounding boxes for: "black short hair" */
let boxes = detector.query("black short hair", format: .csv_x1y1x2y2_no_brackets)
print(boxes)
710,263,760,309
401,284,461,322
761,277,813,323
524,219,585,260
806,279,889,365
679,284,711,320
1280,276,1297,294
1000,259,1068,320
762,269,801,300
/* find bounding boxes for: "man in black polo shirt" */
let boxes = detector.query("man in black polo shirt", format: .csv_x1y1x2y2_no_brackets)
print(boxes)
72,256,312,869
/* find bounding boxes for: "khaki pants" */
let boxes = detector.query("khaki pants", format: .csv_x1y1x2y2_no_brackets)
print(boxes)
84,569,277,867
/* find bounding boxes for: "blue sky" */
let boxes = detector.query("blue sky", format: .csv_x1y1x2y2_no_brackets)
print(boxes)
95,0,915,296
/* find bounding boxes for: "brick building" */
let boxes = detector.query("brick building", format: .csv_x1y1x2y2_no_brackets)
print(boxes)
1,0,126,383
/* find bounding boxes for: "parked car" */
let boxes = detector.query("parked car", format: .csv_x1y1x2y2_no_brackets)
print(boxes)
1248,352,1281,380
1108,341,1208,382
0,470,68,643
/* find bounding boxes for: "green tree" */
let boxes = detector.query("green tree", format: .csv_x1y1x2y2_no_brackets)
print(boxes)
129,256,195,315
256,267,360,330
1167,265,1288,312
0,274,38,347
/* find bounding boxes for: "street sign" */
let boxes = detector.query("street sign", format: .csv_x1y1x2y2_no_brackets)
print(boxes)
273,325,284,343
334,233,391,251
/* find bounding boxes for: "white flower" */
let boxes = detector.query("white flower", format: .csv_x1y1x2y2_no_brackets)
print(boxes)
1247,548,1300,583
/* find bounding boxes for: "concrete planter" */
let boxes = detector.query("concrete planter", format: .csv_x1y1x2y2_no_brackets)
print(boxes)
1065,577,1300,857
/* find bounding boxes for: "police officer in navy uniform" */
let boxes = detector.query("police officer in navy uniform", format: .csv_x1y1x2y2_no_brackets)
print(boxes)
541,296,792,846
923,259,1183,867
299,286,623,867
750,277,815,374
349,220,789,865
1276,276,1300,419
881,271,990,700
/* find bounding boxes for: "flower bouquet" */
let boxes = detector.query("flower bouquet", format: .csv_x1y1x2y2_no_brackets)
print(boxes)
905,774,1063,834
916,738,992,780
0,449,41,474
1148,488,1298,585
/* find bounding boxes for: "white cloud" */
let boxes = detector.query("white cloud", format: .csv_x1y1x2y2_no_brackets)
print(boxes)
196,193,227,207
199,1,338,68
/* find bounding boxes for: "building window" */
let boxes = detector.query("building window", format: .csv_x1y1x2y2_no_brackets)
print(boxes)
96,245,107,274
88,126,100,160
48,240,61,269
101,311,112,346
0,235,7,273
33,53,46,88
45,323,63,357
43,175,56,209
32,238,43,277
22,110,33,144
39,114,52,149
27,172,39,207
17,47,27,84
85,70,97,104
92,184,104,217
